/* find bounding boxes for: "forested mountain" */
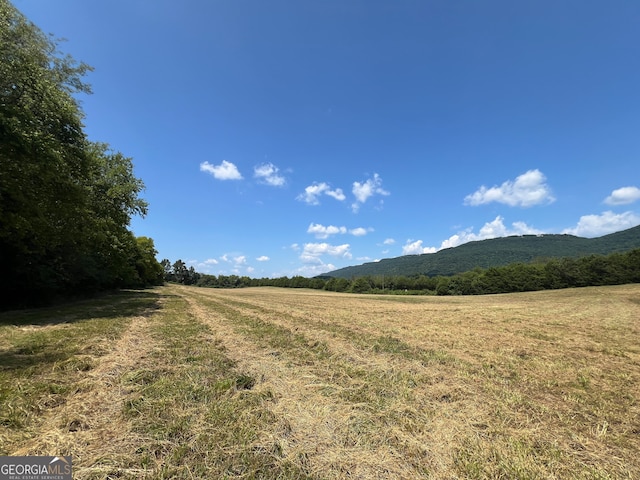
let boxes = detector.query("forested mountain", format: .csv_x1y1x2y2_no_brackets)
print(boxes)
1,1,163,308
325,225,640,279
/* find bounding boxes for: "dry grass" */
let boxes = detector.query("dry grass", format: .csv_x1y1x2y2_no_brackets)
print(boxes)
177,284,640,479
1,284,639,478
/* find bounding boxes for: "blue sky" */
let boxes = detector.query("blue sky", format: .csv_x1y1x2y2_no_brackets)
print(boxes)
16,0,640,277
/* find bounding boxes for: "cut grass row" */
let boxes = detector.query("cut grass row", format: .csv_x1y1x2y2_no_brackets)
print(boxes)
1,284,639,478
0,291,153,442
115,293,312,479
0,290,315,479
178,285,640,479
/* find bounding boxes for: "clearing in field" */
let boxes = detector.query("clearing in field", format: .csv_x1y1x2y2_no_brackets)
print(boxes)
1,284,639,479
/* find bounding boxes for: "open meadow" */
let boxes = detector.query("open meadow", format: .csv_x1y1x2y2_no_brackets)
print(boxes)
1,284,639,479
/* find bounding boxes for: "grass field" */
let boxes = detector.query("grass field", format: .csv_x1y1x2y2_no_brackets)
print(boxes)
1,284,639,479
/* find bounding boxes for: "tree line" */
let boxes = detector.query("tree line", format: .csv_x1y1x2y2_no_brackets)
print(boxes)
162,248,640,296
1,1,163,308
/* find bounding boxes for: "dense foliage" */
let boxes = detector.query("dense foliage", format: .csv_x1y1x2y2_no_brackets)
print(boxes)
1,1,162,308
163,248,640,296
161,259,201,285
327,227,640,279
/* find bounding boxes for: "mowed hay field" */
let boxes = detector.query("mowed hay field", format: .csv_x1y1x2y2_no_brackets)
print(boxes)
1,285,639,479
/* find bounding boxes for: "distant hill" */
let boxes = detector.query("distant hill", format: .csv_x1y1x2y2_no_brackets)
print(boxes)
324,225,640,279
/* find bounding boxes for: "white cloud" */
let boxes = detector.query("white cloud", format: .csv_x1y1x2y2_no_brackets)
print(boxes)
464,169,554,207
325,188,347,201
604,186,640,206
300,242,352,263
383,238,395,245
307,223,347,238
297,182,346,205
307,223,371,239
443,216,542,248
404,216,543,255
200,160,243,180
352,173,389,212
349,227,370,236
204,258,219,265
254,163,286,187
293,262,338,277
402,240,437,255
220,254,248,265
256,255,270,262
562,211,640,237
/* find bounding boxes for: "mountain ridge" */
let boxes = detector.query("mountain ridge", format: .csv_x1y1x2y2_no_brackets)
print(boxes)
323,225,640,279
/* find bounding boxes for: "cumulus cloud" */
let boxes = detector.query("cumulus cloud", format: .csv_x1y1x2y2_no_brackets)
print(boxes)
254,163,286,186
464,169,554,207
300,242,352,263
220,254,248,265
308,223,347,238
307,223,371,239
256,255,270,262
297,182,346,205
352,173,390,212
293,262,338,277
204,258,219,265
383,238,395,245
604,186,640,206
403,216,543,255
325,188,347,201
562,211,640,237
350,227,370,236
442,216,542,249
200,160,243,180
402,240,437,255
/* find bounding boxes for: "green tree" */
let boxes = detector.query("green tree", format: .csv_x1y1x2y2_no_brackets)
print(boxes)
1,0,92,302
172,260,188,284
160,259,174,282
350,277,372,293
0,1,154,307
134,237,164,286
187,266,200,285
435,277,451,296
323,278,350,292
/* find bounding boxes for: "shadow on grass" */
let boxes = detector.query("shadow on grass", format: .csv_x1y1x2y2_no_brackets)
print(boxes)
0,289,174,327
0,289,176,373
0,348,69,372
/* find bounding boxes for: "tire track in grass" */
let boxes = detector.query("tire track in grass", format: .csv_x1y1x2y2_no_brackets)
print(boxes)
177,286,479,478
